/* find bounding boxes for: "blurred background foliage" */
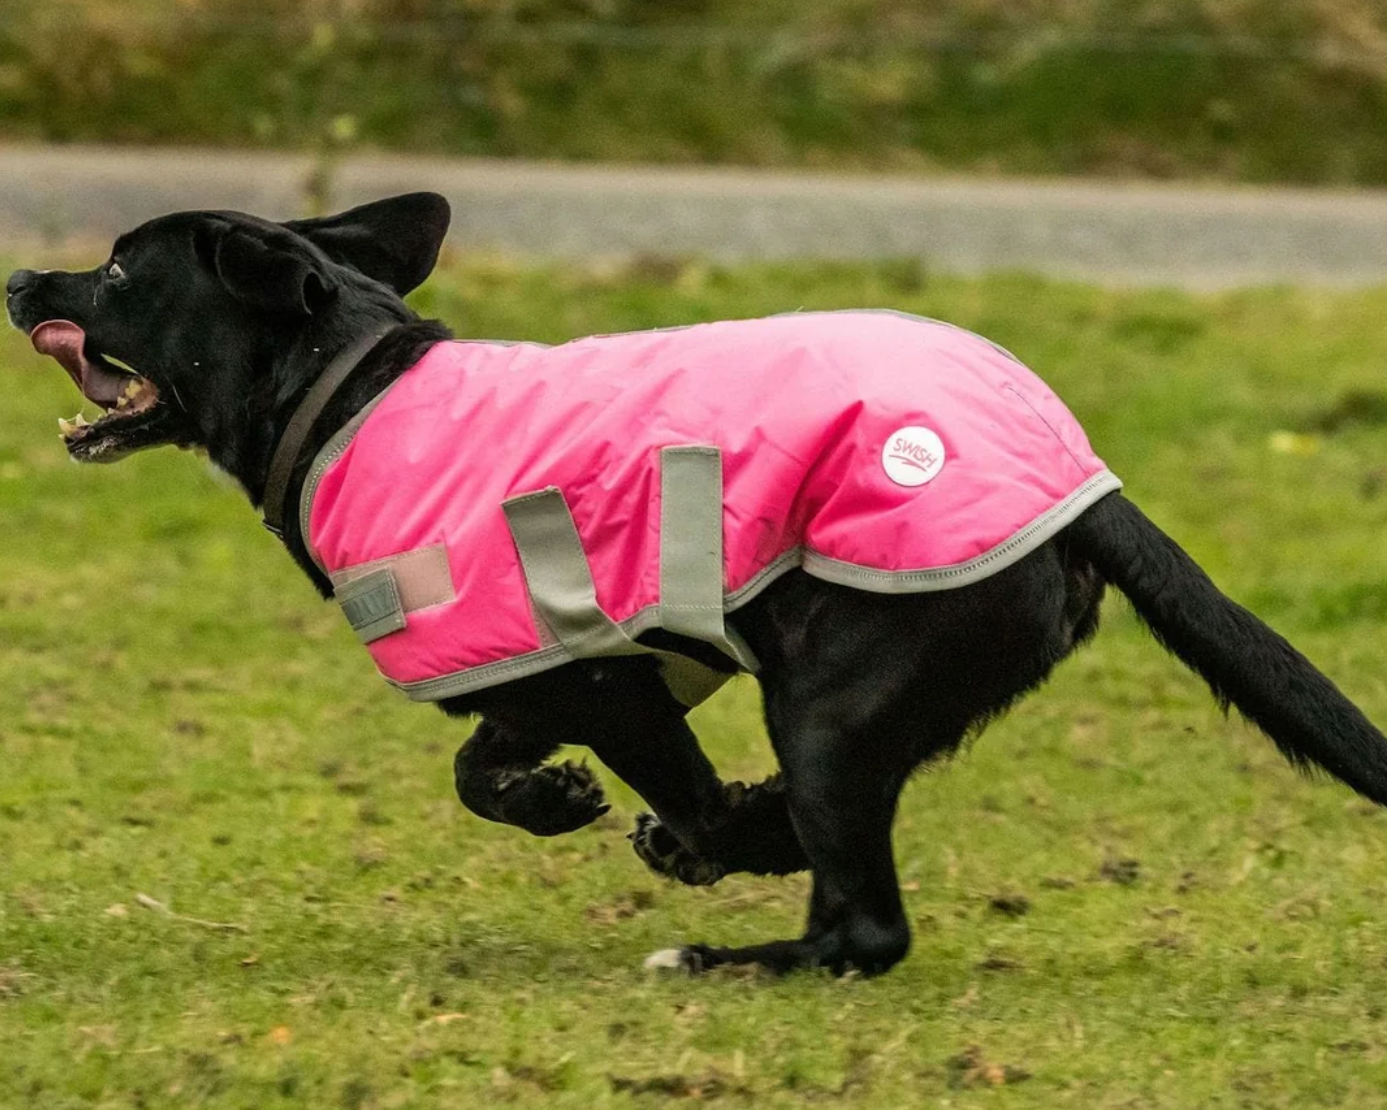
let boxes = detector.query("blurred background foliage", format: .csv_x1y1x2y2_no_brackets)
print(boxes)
2,0,1387,183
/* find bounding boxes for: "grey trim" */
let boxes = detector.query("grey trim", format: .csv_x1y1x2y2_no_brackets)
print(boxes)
723,546,804,611
718,625,761,673
385,599,716,702
499,486,735,702
336,567,407,644
502,488,645,659
659,446,725,643
388,473,1121,703
392,640,579,701
298,388,394,574
780,470,1121,597
264,332,385,536
655,444,762,672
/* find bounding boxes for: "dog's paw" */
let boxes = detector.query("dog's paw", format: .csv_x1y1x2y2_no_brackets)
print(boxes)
642,945,722,974
643,947,694,972
495,761,609,836
629,813,726,886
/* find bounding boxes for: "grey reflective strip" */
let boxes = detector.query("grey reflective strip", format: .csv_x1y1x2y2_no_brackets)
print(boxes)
801,470,1124,593
264,332,384,535
377,597,737,705
331,544,455,613
336,566,406,644
658,446,760,671
660,446,725,642
298,387,394,574
502,488,644,659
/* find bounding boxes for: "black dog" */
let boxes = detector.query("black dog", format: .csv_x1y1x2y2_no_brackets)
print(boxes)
9,193,1387,978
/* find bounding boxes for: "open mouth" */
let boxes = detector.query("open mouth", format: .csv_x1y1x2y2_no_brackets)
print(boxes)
30,320,169,462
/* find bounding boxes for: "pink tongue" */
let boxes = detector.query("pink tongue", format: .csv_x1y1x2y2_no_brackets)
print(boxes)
30,320,128,408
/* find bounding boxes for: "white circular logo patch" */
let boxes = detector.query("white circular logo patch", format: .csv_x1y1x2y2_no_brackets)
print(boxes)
881,426,946,487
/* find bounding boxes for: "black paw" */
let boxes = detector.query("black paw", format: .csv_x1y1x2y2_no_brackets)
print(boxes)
629,813,726,886
493,761,610,837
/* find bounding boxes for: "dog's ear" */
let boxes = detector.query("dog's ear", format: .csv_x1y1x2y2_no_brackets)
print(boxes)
283,192,451,296
207,225,335,316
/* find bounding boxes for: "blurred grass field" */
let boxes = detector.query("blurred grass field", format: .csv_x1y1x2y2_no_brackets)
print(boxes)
7,257,1387,1107
6,0,1387,185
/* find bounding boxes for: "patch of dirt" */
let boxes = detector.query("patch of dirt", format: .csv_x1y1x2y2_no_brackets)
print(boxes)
610,1071,751,1100
987,893,1031,917
945,1045,1031,1089
584,890,657,925
0,963,35,999
1099,857,1141,885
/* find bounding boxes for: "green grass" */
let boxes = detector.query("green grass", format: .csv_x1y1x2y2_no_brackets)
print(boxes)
7,258,1387,1106
5,0,1387,185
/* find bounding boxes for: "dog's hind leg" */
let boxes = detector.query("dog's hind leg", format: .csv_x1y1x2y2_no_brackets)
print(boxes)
648,551,1100,976
654,693,939,977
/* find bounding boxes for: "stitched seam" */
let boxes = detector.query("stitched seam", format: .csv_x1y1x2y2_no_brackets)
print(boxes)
1001,381,1087,472
805,471,1121,587
390,602,672,700
299,389,393,574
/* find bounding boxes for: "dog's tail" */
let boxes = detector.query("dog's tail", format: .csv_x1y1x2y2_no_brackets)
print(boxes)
1067,492,1387,804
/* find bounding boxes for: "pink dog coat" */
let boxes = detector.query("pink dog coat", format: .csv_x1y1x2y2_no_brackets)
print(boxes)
301,311,1121,704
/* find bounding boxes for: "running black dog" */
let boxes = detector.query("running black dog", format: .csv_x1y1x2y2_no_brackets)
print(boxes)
9,194,1387,978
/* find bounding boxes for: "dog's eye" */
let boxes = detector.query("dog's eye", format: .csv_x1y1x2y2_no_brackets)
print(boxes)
107,263,127,283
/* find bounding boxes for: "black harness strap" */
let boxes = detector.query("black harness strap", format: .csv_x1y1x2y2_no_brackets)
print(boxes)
262,332,386,538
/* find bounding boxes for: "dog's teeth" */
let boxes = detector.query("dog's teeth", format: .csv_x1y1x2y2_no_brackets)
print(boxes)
116,396,129,409
124,380,142,399
59,413,94,439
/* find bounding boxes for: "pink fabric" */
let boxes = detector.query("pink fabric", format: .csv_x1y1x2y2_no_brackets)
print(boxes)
307,312,1116,692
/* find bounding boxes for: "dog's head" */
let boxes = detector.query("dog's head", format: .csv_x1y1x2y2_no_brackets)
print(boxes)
5,192,450,474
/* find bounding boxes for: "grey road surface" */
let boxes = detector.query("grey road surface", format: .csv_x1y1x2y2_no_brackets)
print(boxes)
4,144,1387,288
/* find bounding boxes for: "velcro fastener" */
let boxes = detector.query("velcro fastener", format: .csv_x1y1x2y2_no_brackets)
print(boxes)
335,566,406,644
330,544,455,613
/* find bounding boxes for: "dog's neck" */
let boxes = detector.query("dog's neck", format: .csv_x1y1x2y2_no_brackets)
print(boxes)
260,331,391,537
200,308,413,503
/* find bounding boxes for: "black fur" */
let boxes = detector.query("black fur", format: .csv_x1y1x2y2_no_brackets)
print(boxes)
9,194,1387,979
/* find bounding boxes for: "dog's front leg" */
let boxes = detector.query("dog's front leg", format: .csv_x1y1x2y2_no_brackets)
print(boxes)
452,659,806,877
453,717,610,837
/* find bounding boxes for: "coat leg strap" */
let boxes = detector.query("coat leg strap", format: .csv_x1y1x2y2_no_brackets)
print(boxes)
659,446,759,672
503,483,740,707
502,487,647,660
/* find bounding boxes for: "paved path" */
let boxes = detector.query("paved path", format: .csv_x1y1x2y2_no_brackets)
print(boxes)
4,144,1387,287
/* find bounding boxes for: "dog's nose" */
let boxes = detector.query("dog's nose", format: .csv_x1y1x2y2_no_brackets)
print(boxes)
5,270,36,297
